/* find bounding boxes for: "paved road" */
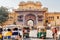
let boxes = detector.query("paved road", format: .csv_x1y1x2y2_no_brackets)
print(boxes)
23,38,54,40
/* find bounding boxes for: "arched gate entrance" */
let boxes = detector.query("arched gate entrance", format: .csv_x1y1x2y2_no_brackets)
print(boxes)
25,14,36,28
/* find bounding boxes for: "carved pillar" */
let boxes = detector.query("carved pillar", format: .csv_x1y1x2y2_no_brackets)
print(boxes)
23,15,25,26
36,15,38,24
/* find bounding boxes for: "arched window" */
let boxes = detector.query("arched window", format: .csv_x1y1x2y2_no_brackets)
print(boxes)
18,15,23,22
38,15,43,21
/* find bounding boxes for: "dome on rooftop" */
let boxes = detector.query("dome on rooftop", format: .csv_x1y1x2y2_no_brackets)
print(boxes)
19,1,25,6
36,1,42,6
20,1,25,3
27,1,34,3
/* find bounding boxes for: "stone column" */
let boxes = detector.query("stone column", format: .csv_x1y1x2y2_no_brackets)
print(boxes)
23,15,25,26
36,15,38,24
34,14,38,28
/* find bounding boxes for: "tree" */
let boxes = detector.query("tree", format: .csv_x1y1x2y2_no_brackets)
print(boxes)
0,6,9,26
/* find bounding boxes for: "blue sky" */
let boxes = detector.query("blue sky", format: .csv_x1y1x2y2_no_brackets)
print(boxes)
0,0,60,12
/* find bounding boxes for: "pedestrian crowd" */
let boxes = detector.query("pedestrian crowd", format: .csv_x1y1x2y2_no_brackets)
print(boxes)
0,27,22,40
0,26,59,40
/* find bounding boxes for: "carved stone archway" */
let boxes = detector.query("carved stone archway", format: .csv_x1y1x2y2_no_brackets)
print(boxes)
25,14,36,26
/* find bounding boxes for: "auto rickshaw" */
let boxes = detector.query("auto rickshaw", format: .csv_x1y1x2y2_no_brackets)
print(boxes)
23,27,30,38
37,26,46,39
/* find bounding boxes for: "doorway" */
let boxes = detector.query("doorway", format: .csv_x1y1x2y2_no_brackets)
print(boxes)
27,20,34,27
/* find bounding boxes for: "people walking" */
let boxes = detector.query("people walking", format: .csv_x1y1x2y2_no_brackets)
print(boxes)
12,28,19,40
4,28,12,40
6,29,12,39
0,28,3,40
37,28,46,39
18,33,22,40
52,27,58,40
23,27,30,38
16,33,22,40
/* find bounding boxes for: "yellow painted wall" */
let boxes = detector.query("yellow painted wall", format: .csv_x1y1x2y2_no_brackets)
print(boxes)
2,1,60,27
47,12,60,26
